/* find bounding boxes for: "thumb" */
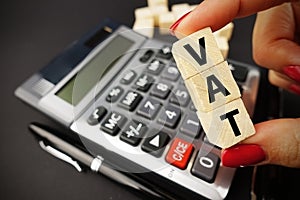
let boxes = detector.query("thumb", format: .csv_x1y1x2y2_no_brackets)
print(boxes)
221,118,300,168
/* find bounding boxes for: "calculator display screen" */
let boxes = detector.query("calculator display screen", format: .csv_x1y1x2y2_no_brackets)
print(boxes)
56,35,134,105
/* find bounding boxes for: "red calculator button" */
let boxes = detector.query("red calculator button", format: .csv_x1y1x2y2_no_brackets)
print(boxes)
166,138,194,169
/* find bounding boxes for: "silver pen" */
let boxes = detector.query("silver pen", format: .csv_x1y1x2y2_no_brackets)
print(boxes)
29,123,163,199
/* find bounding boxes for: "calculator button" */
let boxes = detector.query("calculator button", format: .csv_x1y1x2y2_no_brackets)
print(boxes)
141,131,170,157
139,50,154,63
156,46,172,60
133,74,154,92
119,91,142,111
161,65,180,81
120,120,147,146
229,63,249,82
180,114,201,138
87,106,107,125
150,81,172,99
121,70,136,85
100,112,127,136
137,97,161,120
158,104,181,128
147,59,165,75
170,86,190,107
166,138,194,169
191,151,220,183
106,86,124,103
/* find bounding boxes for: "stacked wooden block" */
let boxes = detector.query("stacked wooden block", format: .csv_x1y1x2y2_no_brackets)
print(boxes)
172,27,255,148
133,1,233,58
133,1,195,37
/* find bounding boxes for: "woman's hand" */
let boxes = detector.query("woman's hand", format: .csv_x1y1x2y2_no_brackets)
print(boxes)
170,0,300,168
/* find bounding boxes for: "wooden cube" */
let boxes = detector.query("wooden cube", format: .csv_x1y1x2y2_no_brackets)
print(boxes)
197,98,255,148
150,5,169,26
133,18,155,38
184,61,241,112
134,7,154,20
158,12,175,35
213,22,234,41
189,4,198,11
171,3,191,20
147,0,168,7
215,36,229,58
172,27,224,80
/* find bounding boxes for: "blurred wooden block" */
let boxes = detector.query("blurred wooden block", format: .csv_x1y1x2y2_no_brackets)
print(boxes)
133,18,155,38
213,22,234,41
171,3,191,20
147,0,168,7
134,7,154,20
185,61,241,112
215,36,229,58
172,27,224,80
158,12,175,35
197,98,255,148
150,5,169,26
189,4,198,11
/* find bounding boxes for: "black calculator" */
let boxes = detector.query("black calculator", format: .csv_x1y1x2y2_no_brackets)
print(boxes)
15,19,260,199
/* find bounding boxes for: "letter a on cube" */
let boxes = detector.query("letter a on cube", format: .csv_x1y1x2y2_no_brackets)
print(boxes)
185,61,241,112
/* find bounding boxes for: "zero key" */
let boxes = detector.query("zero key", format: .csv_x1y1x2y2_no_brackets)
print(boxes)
191,151,220,183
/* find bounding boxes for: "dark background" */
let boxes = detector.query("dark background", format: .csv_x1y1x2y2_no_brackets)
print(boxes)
1,0,300,199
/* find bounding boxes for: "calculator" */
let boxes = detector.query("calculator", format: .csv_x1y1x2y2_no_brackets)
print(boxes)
15,19,260,200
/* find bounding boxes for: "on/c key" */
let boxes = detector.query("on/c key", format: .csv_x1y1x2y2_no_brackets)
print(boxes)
166,138,194,169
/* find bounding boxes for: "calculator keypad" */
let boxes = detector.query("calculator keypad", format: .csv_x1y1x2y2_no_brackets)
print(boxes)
74,40,260,199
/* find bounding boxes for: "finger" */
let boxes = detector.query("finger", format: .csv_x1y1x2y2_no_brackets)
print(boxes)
269,70,293,90
222,118,300,168
268,70,300,95
253,3,300,72
171,0,296,37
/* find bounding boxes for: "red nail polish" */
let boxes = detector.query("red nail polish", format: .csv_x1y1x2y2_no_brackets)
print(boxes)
289,84,300,95
169,11,191,35
283,66,300,83
221,144,266,168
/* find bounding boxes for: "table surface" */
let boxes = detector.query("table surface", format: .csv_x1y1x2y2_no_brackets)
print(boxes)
1,0,300,200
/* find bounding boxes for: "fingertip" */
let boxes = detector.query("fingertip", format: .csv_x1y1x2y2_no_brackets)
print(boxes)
170,0,236,37
221,144,266,168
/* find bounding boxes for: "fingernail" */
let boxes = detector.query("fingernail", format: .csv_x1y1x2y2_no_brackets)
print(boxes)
221,144,266,168
289,84,300,95
169,11,191,35
283,66,300,83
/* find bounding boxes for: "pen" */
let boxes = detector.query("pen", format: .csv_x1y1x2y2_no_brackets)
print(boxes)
28,122,164,199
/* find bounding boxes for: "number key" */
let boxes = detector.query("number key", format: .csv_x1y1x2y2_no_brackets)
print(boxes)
137,97,161,120
162,65,180,81
150,81,172,99
170,86,190,107
158,104,181,128
191,151,220,183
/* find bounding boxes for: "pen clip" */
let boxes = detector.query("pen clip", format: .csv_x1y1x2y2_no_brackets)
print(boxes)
39,140,82,172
